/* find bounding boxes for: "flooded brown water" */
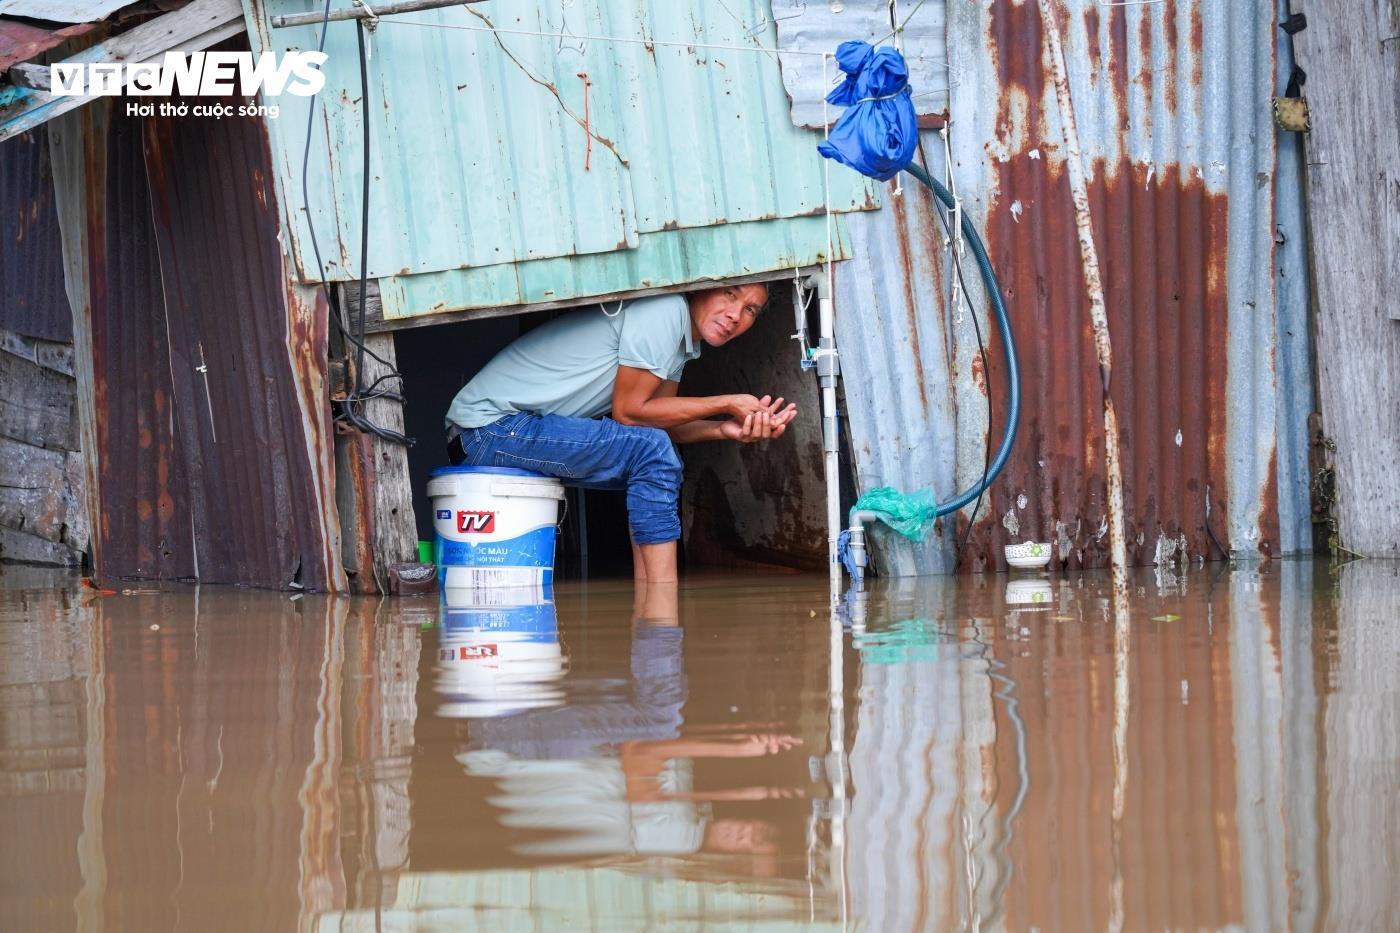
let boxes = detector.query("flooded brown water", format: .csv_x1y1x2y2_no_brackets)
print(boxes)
1,559,1396,931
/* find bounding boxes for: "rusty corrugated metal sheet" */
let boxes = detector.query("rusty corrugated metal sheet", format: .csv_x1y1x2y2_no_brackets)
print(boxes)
48,77,345,589
0,125,71,341
141,91,343,590
834,172,959,576
89,106,198,580
813,0,1308,574
0,16,93,71
944,0,1305,570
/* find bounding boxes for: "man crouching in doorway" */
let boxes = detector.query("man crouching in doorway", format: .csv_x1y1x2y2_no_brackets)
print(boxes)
445,283,796,585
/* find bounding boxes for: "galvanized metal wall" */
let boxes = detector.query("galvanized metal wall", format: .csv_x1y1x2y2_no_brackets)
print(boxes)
781,0,1311,572
243,0,876,321
0,126,71,342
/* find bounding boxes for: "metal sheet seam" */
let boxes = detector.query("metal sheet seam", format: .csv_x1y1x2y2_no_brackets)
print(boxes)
1222,0,1282,558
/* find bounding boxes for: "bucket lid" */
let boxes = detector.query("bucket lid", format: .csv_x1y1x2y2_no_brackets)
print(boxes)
430,464,551,479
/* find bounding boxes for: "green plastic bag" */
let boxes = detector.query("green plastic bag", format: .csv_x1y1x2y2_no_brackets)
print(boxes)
851,486,939,541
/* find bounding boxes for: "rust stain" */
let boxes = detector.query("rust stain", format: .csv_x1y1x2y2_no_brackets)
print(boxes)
972,155,1234,573
1084,6,1101,67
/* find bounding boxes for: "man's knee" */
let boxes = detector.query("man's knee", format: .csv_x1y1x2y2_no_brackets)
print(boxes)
628,426,682,477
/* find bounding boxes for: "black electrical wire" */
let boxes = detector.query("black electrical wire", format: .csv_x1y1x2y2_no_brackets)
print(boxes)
301,2,390,369
299,2,412,445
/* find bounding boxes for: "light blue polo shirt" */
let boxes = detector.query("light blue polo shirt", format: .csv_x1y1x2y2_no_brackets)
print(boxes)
446,295,700,431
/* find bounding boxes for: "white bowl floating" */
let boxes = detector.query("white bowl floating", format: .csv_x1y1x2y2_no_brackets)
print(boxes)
1004,541,1052,570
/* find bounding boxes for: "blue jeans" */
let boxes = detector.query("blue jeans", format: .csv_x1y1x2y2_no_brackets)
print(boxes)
450,412,683,545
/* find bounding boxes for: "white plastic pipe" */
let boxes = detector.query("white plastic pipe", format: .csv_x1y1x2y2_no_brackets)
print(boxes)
805,272,841,596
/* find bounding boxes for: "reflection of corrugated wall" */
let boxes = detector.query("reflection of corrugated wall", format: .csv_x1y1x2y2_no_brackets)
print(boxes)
840,564,1359,931
88,593,345,930
783,0,1312,573
0,581,92,930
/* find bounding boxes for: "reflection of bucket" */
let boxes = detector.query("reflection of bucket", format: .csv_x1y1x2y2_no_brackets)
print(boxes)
435,585,567,719
426,465,564,590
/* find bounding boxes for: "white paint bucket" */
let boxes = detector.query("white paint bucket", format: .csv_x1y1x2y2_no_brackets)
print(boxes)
426,465,565,590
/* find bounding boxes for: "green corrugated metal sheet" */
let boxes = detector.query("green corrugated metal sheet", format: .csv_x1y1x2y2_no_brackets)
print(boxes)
245,0,877,320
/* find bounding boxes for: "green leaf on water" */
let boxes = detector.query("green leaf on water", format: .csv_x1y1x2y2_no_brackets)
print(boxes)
1152,613,1181,622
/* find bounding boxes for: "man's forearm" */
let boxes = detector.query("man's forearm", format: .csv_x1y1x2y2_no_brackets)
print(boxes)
666,419,727,444
621,394,731,428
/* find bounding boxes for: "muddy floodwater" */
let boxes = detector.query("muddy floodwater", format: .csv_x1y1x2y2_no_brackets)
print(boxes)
1,559,1396,931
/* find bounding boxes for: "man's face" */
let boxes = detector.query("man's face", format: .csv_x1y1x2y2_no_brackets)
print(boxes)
689,284,768,347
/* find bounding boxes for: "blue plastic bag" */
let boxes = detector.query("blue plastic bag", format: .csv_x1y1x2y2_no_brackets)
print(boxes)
816,40,918,181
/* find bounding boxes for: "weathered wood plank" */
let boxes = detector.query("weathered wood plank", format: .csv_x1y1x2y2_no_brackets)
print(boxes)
0,345,78,450
46,105,105,573
0,525,79,567
332,319,417,594
0,327,75,376
0,435,87,563
1294,2,1400,557
361,333,419,582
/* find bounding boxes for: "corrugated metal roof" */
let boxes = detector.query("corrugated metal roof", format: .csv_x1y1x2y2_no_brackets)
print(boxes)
817,0,1310,572
0,15,93,71
772,0,950,128
245,0,877,318
0,125,71,342
0,0,139,24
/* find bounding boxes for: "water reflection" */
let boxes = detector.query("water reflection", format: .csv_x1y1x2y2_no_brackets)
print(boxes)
442,582,802,867
0,560,1395,930
435,584,567,718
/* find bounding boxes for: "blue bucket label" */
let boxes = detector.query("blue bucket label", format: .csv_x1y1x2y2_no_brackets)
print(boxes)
437,525,556,568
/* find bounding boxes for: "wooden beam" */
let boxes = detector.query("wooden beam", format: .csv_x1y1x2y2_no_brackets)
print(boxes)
7,62,51,92
331,295,418,595
1294,0,1400,557
0,0,245,142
